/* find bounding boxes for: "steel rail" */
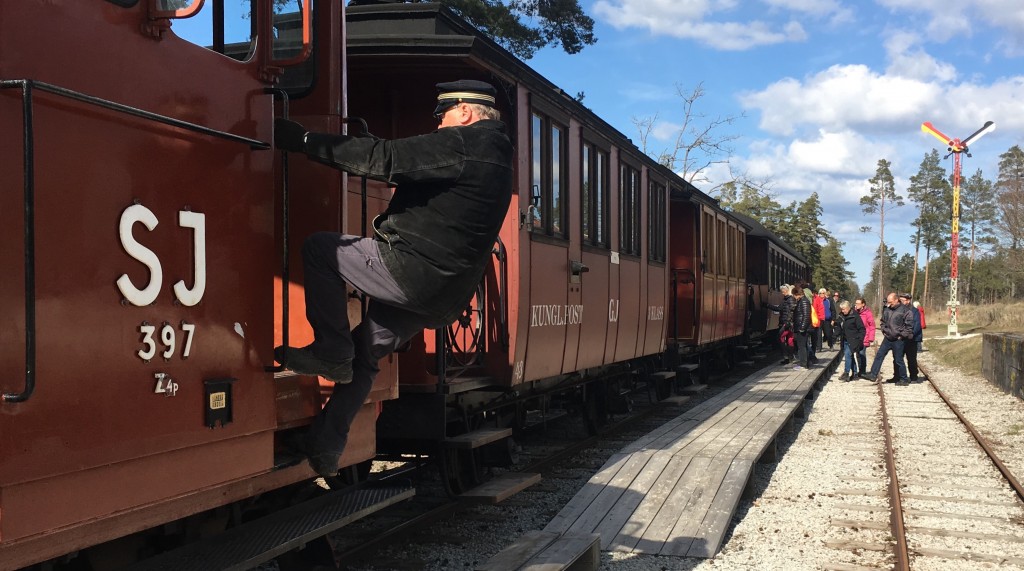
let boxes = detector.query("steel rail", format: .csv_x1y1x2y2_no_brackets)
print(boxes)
920,363,1024,504
877,379,911,571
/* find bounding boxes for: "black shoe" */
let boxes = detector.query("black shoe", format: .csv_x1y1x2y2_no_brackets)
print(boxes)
780,358,791,365
896,378,910,386
886,377,897,383
858,373,873,381
838,372,850,381
275,346,353,384
284,432,341,478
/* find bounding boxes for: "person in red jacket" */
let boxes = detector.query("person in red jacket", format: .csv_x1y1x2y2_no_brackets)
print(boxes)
813,288,827,352
855,298,875,374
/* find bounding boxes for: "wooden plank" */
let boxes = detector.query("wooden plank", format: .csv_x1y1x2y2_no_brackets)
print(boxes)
657,460,731,556
907,525,1024,543
828,519,889,530
544,454,631,533
683,461,749,557
824,540,890,552
521,532,600,571
461,473,541,504
564,452,657,534
607,455,698,552
590,452,674,548
914,547,1024,566
476,530,558,571
445,427,513,449
903,507,1021,523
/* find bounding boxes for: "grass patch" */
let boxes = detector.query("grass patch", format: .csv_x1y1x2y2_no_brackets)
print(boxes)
923,301,1024,377
928,335,985,377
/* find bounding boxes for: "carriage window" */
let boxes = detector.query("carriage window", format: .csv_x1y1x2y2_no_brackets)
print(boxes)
702,211,715,274
648,180,666,262
530,111,567,238
166,0,312,89
620,164,641,256
582,142,609,248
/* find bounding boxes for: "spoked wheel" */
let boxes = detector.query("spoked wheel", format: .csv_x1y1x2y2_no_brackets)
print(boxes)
439,446,485,496
446,284,485,370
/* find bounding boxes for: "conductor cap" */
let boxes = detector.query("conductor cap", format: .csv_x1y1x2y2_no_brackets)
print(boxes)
433,79,497,116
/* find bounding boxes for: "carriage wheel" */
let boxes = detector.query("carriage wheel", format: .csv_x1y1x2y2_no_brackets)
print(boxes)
446,284,485,369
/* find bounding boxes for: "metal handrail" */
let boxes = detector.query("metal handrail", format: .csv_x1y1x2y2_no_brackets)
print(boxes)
0,78,271,402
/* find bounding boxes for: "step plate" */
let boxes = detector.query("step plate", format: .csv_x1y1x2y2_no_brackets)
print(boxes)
127,486,414,571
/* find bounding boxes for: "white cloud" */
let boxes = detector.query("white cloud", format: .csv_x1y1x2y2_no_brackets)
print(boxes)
592,0,814,49
883,31,957,82
738,64,941,136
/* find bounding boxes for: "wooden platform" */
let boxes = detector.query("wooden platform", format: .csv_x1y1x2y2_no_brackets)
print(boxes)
544,350,838,559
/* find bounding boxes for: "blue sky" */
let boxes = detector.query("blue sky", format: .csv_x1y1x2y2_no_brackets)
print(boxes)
172,1,1023,290
523,0,1024,290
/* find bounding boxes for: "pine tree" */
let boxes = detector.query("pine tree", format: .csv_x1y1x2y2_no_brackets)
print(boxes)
860,159,903,306
349,0,597,58
995,145,1024,297
959,169,997,301
905,150,950,300
812,237,853,292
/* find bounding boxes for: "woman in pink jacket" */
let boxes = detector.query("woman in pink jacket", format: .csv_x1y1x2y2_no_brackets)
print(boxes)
854,298,875,375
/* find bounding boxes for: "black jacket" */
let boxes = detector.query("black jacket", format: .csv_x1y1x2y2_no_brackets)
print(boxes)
839,310,866,348
303,120,514,325
881,303,914,341
793,296,812,334
767,294,796,328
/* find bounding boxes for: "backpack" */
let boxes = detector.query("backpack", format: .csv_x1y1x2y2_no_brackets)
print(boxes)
779,328,795,348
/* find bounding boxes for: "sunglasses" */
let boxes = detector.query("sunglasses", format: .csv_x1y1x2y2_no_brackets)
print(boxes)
433,103,460,122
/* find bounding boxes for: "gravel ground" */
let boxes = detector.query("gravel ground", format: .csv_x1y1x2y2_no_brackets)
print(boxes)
336,347,1024,571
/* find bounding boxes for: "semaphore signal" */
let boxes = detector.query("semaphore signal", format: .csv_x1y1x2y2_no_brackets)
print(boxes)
920,120,996,337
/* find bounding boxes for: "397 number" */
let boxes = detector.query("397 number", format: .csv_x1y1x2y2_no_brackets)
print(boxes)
138,321,196,361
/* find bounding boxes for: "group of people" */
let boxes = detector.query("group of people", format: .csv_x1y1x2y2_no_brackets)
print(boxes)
769,285,926,386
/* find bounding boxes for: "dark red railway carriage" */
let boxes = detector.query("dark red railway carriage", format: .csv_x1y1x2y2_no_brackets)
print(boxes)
733,212,810,338
342,2,765,491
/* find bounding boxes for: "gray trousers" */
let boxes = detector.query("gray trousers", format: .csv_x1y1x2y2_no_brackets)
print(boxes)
302,232,434,455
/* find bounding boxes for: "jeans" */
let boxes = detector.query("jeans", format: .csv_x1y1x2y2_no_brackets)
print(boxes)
869,337,907,381
844,343,863,375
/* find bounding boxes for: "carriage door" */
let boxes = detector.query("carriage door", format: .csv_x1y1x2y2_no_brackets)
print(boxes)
523,108,575,381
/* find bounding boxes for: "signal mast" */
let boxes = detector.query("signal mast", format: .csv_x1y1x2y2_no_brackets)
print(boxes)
920,120,996,337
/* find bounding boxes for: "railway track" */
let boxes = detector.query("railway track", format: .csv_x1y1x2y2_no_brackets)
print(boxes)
825,362,1024,570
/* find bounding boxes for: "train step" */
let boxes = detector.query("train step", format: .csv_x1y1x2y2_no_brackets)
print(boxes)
523,409,569,429
661,395,691,406
445,427,513,449
680,383,708,394
126,486,414,571
477,530,600,571
461,472,542,504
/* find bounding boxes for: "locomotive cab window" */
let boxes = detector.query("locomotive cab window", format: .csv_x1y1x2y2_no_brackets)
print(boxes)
620,162,641,257
529,110,568,239
582,140,609,249
167,0,314,91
